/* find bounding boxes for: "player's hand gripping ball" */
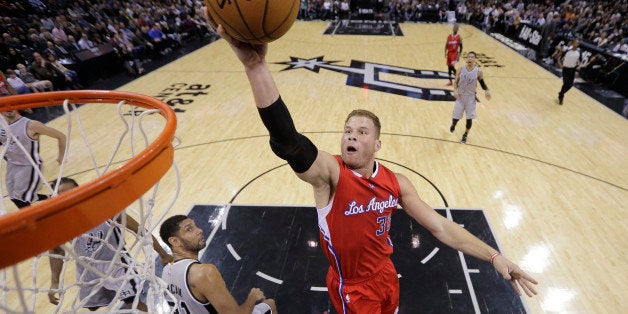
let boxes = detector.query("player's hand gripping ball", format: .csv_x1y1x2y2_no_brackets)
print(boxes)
204,0,299,44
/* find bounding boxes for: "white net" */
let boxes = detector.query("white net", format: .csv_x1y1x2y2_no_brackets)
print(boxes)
0,96,180,313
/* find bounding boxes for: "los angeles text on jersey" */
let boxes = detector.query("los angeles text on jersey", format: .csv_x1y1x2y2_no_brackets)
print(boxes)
344,195,399,216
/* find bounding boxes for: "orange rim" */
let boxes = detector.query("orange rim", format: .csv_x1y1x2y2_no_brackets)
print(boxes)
0,90,176,269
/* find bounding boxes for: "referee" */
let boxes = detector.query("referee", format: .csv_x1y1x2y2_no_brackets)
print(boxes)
557,40,581,105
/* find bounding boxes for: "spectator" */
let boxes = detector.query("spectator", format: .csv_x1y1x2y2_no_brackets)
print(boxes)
66,34,81,52
77,32,94,50
16,63,53,92
46,53,81,89
593,32,609,48
146,24,173,55
5,69,31,94
51,22,68,42
178,14,201,40
0,71,17,96
52,38,73,59
28,33,47,52
29,52,69,90
5,47,27,71
110,31,145,76
158,21,182,49
44,41,60,60
299,0,309,20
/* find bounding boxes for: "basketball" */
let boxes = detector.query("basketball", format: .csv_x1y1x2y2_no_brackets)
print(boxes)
205,0,299,44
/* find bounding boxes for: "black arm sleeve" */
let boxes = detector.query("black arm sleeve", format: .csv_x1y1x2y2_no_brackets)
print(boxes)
257,97,318,173
479,79,488,90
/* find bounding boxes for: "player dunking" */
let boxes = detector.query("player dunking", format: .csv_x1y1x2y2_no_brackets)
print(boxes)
445,24,462,86
213,19,536,313
450,51,491,144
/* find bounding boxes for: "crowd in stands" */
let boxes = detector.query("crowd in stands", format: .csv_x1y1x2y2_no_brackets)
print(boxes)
0,0,214,95
2,0,626,97
297,0,626,58
297,0,626,98
457,1,627,58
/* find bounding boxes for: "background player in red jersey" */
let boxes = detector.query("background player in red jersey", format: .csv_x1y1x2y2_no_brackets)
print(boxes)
445,24,463,86
213,19,537,314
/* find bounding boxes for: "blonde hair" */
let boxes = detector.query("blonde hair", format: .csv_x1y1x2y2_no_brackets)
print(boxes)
345,109,381,138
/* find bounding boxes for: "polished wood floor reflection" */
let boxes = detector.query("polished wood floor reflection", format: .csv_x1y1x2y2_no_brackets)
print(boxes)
3,21,627,313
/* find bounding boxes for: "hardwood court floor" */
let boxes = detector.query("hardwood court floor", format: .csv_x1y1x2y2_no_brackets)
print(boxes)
4,21,627,313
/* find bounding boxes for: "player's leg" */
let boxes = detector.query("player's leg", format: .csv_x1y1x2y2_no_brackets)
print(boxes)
347,260,399,314
450,118,459,133
448,65,456,85
558,68,575,105
326,270,382,314
451,99,464,133
379,260,400,314
461,96,477,144
446,56,455,85
461,119,473,143
102,263,145,310
558,73,568,104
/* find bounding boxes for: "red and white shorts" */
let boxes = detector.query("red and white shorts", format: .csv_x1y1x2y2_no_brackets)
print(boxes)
447,52,459,67
326,259,399,314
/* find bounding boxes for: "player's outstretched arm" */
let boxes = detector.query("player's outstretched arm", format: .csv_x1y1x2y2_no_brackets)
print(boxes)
396,173,537,297
215,21,338,198
213,23,278,109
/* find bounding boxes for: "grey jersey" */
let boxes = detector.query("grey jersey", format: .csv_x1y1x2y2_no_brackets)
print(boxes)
458,65,479,96
162,259,218,314
73,220,139,308
73,220,123,261
0,116,41,166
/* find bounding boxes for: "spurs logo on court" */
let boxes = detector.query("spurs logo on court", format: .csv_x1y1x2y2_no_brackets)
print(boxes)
461,52,504,68
275,57,455,101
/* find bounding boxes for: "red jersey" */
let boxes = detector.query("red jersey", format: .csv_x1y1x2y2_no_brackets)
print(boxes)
446,33,461,54
318,156,401,281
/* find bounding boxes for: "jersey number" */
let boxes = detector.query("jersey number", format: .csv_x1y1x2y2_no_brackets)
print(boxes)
376,214,392,236
172,301,191,314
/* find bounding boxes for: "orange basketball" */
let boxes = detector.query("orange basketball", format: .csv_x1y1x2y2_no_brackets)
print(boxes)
205,0,299,44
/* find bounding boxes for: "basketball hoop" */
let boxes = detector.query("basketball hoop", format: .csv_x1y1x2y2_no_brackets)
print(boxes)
0,90,178,313
0,90,176,269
